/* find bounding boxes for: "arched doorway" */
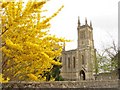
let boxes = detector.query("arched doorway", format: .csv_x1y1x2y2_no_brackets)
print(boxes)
80,70,85,80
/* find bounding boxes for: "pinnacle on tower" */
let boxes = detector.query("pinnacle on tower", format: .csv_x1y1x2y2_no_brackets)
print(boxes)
85,17,87,25
78,16,80,26
90,21,92,27
62,42,65,51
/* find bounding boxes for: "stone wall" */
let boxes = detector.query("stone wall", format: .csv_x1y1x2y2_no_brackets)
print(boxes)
2,80,120,89
95,72,118,80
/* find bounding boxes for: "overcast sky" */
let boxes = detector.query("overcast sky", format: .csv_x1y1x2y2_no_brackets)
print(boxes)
43,0,119,51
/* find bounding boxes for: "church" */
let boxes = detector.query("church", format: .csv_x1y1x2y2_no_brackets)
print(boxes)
60,17,97,81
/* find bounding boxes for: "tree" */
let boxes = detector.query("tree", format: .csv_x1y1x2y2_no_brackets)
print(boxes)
96,41,118,73
51,65,64,81
1,1,66,81
45,58,64,81
118,50,120,79
42,64,64,81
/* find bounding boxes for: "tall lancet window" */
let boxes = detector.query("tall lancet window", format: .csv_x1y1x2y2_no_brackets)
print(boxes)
82,55,84,65
73,57,76,68
60,57,62,62
68,57,70,68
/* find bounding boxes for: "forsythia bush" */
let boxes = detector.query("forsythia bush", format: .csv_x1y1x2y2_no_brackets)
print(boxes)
0,74,10,83
1,0,66,81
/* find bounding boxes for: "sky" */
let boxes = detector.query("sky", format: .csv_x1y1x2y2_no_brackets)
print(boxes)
42,0,119,52
4,0,119,52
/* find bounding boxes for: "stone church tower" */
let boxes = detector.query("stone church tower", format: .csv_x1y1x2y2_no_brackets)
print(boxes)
60,17,96,81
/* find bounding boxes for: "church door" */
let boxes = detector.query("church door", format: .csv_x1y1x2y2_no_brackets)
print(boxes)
80,70,85,80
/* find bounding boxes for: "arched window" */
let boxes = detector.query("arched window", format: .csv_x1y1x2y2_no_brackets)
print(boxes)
82,55,84,65
68,57,70,68
80,70,85,80
60,57,62,62
73,57,75,68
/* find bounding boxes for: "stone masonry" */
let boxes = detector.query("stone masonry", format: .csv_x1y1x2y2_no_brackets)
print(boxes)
60,17,96,81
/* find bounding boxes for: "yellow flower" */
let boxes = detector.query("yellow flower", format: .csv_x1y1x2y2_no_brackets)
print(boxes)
0,74,10,83
27,74,38,81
